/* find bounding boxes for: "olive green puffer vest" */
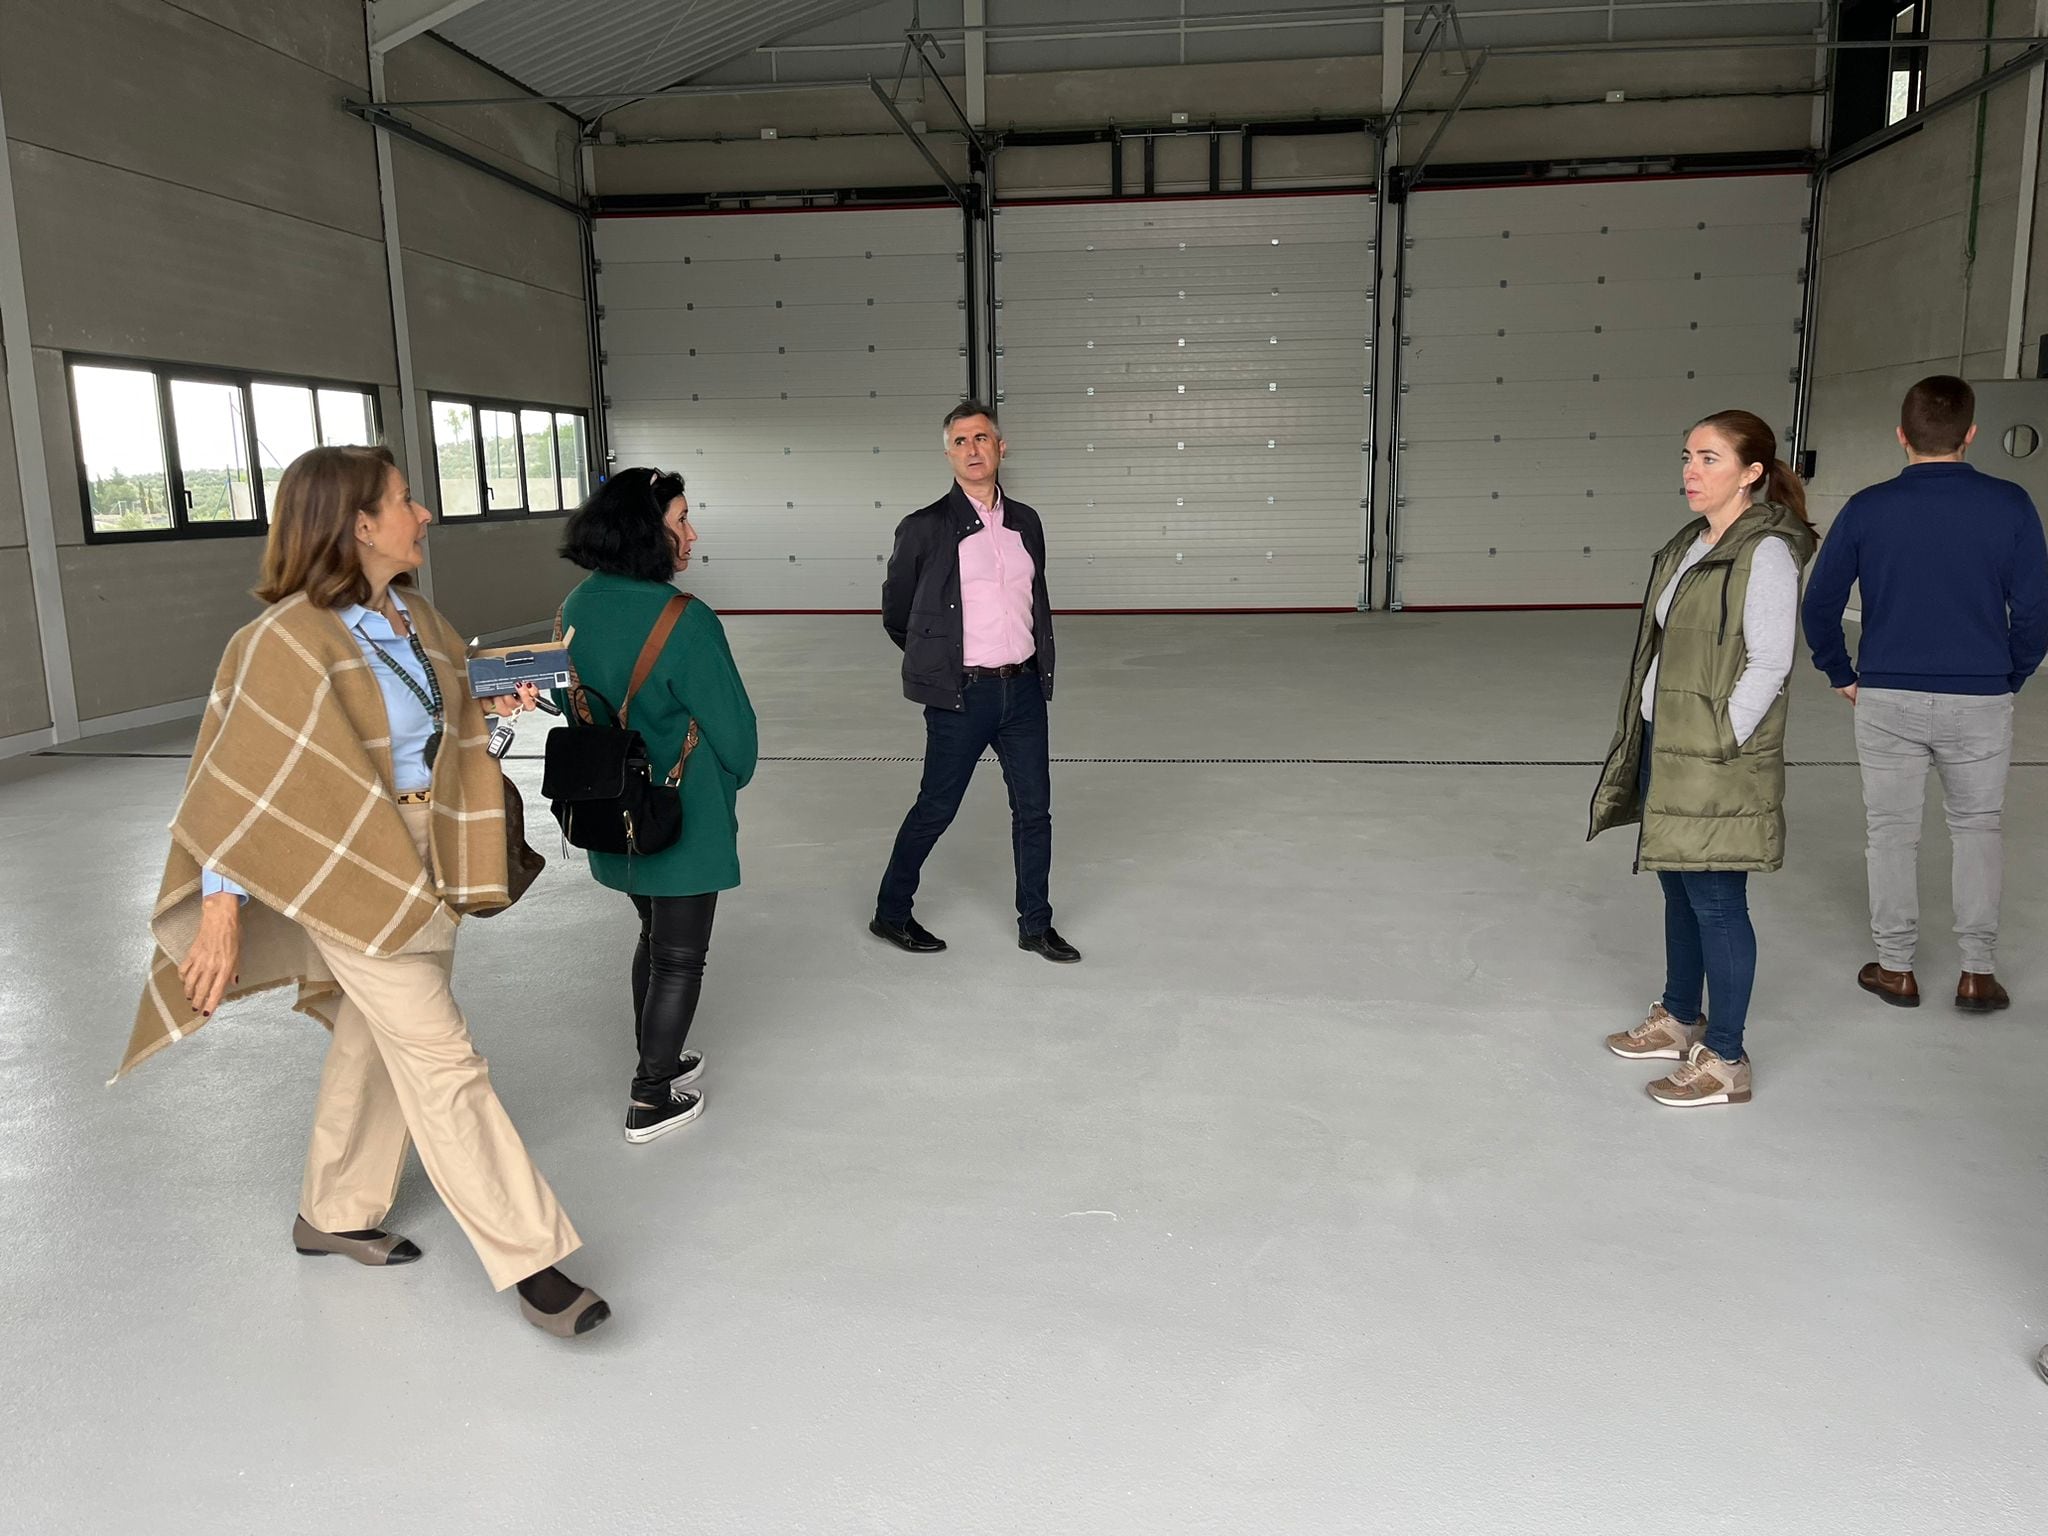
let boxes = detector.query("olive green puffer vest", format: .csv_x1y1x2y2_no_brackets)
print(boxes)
1587,501,1817,872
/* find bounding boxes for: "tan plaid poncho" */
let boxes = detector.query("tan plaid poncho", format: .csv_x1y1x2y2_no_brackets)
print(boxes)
119,592,512,1078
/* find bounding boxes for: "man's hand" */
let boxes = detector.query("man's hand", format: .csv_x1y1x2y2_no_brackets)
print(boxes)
178,893,243,1017
1836,684,1859,705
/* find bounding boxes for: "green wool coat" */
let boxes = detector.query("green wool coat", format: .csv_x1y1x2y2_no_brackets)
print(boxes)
555,574,758,896
1587,501,1817,873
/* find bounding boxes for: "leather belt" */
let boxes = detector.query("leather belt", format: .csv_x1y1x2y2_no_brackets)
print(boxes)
964,659,1036,681
395,790,433,804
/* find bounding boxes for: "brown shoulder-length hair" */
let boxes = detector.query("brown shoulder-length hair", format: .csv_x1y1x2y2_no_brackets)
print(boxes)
254,444,407,609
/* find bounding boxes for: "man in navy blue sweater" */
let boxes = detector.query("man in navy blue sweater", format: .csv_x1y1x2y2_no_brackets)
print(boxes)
1803,375,2048,1012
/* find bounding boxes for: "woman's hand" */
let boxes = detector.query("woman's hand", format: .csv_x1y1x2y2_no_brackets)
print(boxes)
178,893,243,1017
481,681,541,720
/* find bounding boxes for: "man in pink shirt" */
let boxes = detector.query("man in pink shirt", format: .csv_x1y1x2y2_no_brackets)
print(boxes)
873,403,1079,963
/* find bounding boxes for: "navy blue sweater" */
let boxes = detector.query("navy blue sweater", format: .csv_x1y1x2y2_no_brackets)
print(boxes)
1802,461,2048,695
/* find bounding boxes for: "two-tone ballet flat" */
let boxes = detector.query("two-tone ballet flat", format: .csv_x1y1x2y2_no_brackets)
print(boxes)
292,1215,423,1266
519,1287,611,1338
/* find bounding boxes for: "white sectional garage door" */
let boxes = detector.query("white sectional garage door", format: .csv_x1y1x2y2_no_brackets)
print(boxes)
595,207,968,609
1390,173,1809,609
994,195,1374,609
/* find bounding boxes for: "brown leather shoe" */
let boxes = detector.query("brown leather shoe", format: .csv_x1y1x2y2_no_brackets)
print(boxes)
1858,962,1921,1008
1956,972,2012,1012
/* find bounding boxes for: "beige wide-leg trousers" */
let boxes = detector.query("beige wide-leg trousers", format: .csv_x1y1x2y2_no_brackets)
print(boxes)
298,803,579,1291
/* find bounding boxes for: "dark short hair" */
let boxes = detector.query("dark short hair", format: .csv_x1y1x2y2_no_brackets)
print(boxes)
559,466,686,584
943,400,1000,434
1901,375,1975,455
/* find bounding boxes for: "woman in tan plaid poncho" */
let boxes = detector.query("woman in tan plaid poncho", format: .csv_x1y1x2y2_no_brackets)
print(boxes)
124,445,608,1339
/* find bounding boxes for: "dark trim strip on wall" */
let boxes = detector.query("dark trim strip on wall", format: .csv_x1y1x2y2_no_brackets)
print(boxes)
344,101,587,219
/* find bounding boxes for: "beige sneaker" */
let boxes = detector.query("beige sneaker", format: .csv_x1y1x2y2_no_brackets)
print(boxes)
1647,1042,1751,1107
1605,1002,1706,1061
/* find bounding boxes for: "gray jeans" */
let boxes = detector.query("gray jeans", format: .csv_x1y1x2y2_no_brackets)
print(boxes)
1855,688,2015,973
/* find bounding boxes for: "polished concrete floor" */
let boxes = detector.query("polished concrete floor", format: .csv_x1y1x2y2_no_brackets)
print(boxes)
7,611,2048,1534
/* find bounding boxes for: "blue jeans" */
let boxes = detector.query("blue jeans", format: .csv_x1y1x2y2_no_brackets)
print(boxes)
877,669,1053,936
1639,732,1755,1061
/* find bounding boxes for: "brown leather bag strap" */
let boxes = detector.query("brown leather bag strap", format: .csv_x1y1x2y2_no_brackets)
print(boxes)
620,594,690,729
553,603,597,726
665,719,700,788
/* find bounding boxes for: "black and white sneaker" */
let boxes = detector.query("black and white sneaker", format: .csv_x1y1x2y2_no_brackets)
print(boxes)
625,1087,704,1144
673,1050,704,1087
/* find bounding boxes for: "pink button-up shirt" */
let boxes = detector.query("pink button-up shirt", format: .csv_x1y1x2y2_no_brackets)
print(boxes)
958,486,1037,669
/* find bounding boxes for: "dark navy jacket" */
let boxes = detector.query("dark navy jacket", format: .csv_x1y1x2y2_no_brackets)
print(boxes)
1802,461,2048,694
881,484,1055,711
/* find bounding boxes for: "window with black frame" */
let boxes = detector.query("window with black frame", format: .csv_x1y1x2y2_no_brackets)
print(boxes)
431,395,590,519
1886,0,1931,125
69,357,381,542
1830,0,1932,153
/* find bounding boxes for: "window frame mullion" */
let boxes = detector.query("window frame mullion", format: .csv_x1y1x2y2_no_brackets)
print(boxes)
157,370,192,535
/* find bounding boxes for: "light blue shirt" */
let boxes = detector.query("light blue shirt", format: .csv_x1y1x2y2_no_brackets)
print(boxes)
203,591,439,903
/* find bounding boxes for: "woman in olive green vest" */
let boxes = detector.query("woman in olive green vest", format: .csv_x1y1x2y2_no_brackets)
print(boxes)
1589,411,1817,1107
557,469,758,1144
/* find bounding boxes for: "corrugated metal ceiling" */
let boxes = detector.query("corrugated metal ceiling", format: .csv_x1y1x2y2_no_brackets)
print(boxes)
430,1,1831,114
433,0,900,113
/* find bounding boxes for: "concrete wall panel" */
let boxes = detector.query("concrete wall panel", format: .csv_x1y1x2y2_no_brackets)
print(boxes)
0,342,22,549
392,139,585,300
1822,131,1974,259
10,143,396,383
32,350,86,551
0,549,51,737
56,538,262,721
0,0,382,240
383,35,579,194
426,518,580,642
163,0,370,88
1812,213,1971,379
401,254,592,406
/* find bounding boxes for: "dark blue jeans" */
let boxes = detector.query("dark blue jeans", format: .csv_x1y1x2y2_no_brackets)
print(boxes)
877,669,1053,936
1639,732,1754,1061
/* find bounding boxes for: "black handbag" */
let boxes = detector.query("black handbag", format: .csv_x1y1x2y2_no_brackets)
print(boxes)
542,594,700,857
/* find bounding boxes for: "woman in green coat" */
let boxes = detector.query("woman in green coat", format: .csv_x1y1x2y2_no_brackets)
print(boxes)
1588,411,1816,1109
557,468,758,1144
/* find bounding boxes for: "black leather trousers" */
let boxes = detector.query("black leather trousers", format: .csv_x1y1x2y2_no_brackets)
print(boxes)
629,893,718,1104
